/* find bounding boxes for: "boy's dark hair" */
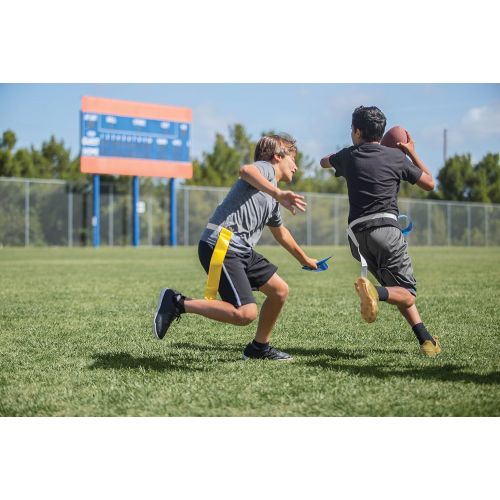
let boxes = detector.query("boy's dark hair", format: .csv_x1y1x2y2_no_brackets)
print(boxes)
254,133,297,162
352,106,387,142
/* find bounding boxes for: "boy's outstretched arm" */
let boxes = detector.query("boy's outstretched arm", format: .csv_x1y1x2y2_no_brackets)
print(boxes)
239,164,307,215
397,133,435,191
269,225,318,270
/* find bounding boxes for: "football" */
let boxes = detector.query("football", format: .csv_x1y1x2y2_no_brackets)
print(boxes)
381,126,409,149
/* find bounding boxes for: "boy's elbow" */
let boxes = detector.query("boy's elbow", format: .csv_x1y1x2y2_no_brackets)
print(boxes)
417,173,435,191
320,157,330,169
424,177,435,191
420,182,434,192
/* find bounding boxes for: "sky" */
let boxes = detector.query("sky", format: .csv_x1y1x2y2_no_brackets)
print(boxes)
1,83,499,177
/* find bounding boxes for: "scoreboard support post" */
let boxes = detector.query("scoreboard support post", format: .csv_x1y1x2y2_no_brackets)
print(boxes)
92,175,100,248
169,178,177,247
132,176,140,246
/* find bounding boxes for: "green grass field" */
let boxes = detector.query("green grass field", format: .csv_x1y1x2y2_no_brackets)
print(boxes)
1,245,499,416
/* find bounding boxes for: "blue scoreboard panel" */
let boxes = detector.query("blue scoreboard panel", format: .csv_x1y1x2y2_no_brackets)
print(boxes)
81,112,190,162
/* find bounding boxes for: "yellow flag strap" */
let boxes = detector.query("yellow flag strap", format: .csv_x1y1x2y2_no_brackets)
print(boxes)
204,227,233,300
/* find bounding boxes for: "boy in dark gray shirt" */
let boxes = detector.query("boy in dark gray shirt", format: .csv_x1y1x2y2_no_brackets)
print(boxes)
321,106,442,357
154,134,318,361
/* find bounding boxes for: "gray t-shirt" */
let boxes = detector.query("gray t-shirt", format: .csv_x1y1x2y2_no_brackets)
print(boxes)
199,161,283,252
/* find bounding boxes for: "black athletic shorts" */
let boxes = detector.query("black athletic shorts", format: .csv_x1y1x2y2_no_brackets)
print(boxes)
198,240,278,307
349,225,417,296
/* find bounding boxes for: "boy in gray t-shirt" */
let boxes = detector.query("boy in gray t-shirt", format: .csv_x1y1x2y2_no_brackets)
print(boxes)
153,134,318,361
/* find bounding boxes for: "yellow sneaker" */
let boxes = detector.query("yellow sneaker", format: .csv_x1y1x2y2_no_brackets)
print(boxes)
354,277,379,323
420,336,442,357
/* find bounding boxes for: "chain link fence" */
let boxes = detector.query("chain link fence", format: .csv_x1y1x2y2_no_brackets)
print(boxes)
1,176,500,247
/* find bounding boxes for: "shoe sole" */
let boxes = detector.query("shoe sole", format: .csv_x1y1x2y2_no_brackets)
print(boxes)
420,348,441,358
152,288,168,340
242,354,293,361
354,277,378,323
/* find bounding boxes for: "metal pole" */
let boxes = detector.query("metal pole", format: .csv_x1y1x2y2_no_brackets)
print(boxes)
148,194,153,246
406,201,412,247
467,204,471,246
109,183,114,247
447,202,451,246
169,178,177,246
93,175,100,248
25,180,30,247
184,187,189,246
427,201,432,246
68,187,73,247
132,176,140,246
485,206,489,246
334,196,339,246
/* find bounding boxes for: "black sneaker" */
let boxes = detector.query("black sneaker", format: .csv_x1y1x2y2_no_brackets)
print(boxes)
242,343,293,361
153,288,183,340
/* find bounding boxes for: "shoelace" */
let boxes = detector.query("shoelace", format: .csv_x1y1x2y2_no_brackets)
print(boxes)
173,295,184,322
172,304,182,322
264,347,278,357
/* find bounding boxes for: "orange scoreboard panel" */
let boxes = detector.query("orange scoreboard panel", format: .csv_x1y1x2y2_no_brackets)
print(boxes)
80,96,193,178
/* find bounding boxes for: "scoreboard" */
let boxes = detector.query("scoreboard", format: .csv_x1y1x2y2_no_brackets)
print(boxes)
80,96,192,178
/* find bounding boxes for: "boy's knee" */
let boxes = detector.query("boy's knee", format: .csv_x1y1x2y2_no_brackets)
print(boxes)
234,304,258,326
404,292,415,308
272,281,289,303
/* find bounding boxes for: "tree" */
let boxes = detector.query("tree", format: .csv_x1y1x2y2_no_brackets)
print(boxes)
13,148,36,178
40,135,72,178
230,124,255,165
189,132,242,187
0,129,88,183
470,153,500,203
0,129,17,177
1,129,16,150
436,154,474,201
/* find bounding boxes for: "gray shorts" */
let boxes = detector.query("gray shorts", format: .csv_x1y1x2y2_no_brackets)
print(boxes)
348,225,417,296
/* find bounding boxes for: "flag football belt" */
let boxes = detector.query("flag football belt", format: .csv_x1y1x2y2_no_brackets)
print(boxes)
204,224,234,300
347,213,398,278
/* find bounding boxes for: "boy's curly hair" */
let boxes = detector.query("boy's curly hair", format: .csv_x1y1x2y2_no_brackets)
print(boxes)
352,106,387,142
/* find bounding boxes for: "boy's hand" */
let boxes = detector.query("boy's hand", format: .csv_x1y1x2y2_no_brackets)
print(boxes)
302,256,318,270
397,131,416,157
276,189,307,215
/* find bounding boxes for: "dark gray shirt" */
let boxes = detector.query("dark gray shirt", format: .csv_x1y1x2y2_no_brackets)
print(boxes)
329,143,423,231
199,161,283,252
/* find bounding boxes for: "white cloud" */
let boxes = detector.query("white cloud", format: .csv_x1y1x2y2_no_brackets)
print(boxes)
461,101,500,136
420,100,500,148
417,100,500,168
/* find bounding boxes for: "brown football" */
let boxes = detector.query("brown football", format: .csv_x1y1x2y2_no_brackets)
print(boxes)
381,126,409,149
